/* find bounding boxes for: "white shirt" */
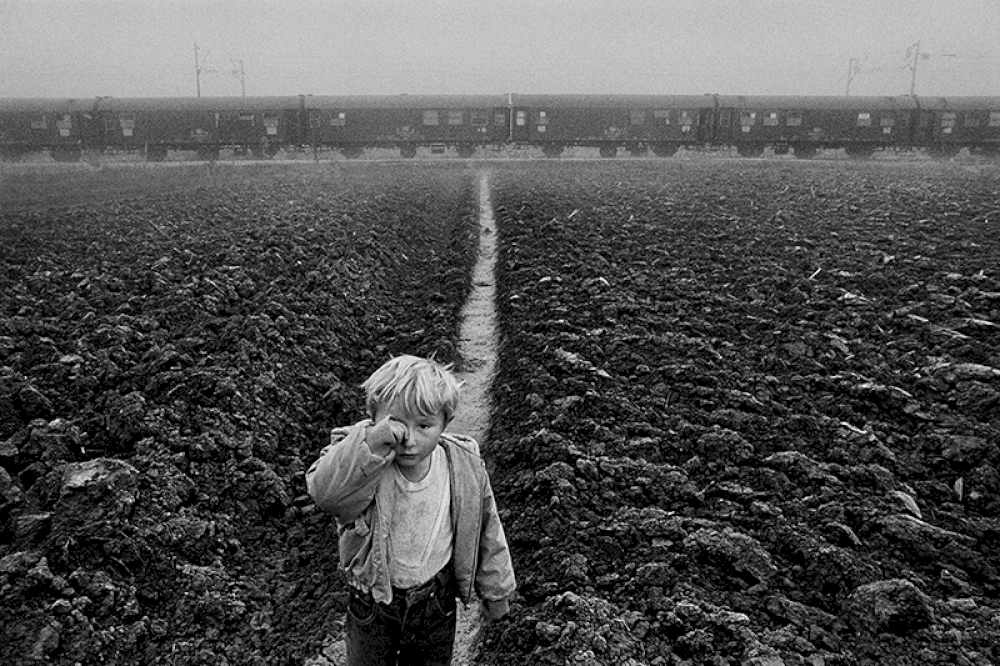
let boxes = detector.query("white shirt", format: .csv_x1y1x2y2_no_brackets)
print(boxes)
387,446,453,589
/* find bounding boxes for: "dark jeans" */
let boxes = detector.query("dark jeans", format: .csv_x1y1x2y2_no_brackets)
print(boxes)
345,567,457,666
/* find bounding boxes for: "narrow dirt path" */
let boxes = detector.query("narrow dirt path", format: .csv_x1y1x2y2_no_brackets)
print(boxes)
308,170,499,665
447,170,499,665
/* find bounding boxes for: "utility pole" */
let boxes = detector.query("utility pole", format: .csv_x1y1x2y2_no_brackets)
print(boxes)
845,58,862,95
194,42,201,97
194,43,217,97
231,59,246,96
908,41,921,95
907,43,961,96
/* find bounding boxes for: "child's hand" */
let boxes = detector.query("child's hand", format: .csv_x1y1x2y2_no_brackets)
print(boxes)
365,415,407,458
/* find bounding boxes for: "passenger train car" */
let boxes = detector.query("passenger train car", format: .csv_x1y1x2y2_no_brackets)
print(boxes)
1,93,998,160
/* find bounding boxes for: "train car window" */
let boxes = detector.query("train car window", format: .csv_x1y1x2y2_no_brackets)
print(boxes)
654,110,670,125
448,111,463,125
855,113,872,127
963,113,981,128
516,111,527,127
120,114,136,136
679,111,696,129
939,112,956,134
264,114,280,135
309,113,321,129
104,116,117,131
471,111,489,127
56,114,73,136
423,110,440,126
494,111,506,126
739,111,756,125
990,112,1000,127
630,111,646,126
786,111,803,126
880,116,895,127
238,113,255,125
536,111,548,125
31,115,48,129
763,112,779,126
331,112,346,127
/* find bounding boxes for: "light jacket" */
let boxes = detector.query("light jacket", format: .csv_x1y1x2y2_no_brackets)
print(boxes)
306,420,516,616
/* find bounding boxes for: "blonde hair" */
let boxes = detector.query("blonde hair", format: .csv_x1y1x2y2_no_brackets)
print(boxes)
361,355,461,423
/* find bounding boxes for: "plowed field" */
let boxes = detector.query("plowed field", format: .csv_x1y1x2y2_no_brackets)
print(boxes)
1,163,479,665
484,160,1000,666
2,159,1000,666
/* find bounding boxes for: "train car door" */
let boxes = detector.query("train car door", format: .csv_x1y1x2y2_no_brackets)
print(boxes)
492,106,509,144
510,107,530,143
712,108,730,145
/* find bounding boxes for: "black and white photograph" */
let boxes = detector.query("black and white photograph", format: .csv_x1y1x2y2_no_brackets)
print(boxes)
2,2,999,665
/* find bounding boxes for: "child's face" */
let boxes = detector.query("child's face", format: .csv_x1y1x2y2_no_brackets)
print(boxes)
372,400,447,478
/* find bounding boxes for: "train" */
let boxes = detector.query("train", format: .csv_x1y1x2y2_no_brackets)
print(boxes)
1,93,998,161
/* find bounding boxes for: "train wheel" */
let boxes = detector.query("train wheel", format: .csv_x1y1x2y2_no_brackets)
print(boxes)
341,146,364,159
51,147,82,162
599,145,617,158
456,144,476,158
736,144,765,158
541,145,563,158
794,145,817,160
0,147,30,162
196,147,220,161
844,145,875,159
650,143,678,157
399,145,417,159
928,145,960,160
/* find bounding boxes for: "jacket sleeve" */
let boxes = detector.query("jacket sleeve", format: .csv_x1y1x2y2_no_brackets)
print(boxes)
306,420,390,525
475,469,517,616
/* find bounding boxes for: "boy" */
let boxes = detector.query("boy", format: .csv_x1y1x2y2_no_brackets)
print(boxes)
306,355,516,666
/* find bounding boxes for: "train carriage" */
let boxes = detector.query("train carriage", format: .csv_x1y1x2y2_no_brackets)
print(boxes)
0,98,103,161
93,97,220,160
94,96,301,160
302,95,509,158
4,92,1000,162
509,94,715,157
916,96,1000,158
715,95,920,158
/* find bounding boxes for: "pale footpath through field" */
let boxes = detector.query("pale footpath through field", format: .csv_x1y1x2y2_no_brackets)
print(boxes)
309,170,499,665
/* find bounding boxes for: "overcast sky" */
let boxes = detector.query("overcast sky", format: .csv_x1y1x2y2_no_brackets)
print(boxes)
2,0,998,99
